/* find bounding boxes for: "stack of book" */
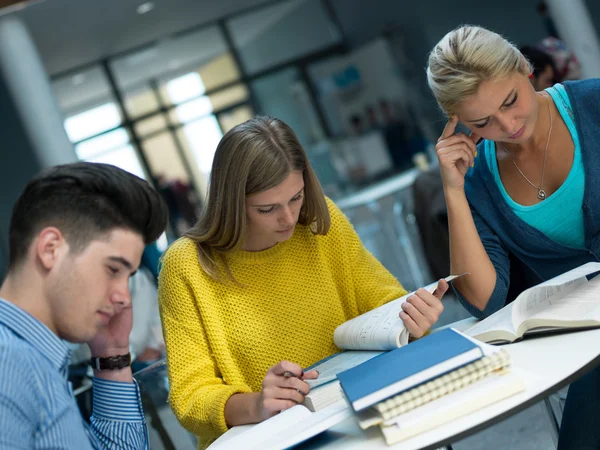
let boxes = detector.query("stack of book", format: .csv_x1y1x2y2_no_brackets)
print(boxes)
336,328,524,445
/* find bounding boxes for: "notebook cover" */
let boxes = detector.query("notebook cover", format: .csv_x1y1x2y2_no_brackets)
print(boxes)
336,328,482,410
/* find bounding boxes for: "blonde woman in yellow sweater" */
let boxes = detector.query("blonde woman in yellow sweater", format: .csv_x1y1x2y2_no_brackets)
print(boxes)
158,115,449,448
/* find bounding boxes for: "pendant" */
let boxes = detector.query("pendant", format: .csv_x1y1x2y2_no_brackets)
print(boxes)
538,189,547,200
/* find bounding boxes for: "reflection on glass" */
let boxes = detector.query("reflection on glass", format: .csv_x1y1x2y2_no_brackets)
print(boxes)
141,132,190,182
167,85,250,126
165,72,206,104
52,65,114,117
134,114,169,137
178,115,223,174
170,97,214,125
218,105,254,134
198,52,241,91
158,52,243,107
124,87,160,118
208,84,249,111
87,145,146,180
110,26,228,91
227,0,342,75
75,128,130,160
252,67,324,146
64,103,122,142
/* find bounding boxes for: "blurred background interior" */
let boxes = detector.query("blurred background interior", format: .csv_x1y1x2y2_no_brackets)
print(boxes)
1,0,599,448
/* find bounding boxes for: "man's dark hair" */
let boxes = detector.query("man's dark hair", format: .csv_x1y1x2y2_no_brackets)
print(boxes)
8,162,168,268
520,45,556,79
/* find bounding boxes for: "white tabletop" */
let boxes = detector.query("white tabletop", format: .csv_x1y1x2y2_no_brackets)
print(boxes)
214,323,600,450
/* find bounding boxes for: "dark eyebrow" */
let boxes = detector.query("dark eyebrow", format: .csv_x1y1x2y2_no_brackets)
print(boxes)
108,256,137,275
466,89,517,123
251,188,304,208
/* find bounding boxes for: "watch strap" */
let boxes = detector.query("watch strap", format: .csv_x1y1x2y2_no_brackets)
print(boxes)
90,353,132,371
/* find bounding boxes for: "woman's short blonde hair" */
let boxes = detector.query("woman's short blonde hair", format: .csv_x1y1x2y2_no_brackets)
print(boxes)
427,25,531,115
185,115,330,282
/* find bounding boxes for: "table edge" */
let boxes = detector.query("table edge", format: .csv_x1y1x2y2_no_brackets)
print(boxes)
417,351,600,450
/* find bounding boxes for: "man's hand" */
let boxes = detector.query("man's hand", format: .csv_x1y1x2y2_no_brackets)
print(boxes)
88,305,134,382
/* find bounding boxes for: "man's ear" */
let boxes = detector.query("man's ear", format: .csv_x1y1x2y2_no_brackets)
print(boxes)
35,227,66,270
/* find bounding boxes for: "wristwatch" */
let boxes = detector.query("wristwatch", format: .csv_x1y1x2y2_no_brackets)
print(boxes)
90,353,132,371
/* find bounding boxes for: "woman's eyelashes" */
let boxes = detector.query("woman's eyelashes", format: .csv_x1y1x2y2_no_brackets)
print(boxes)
257,194,303,215
473,94,519,129
505,93,518,107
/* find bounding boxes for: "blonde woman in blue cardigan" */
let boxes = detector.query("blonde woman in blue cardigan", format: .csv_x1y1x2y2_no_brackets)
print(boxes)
427,25,600,450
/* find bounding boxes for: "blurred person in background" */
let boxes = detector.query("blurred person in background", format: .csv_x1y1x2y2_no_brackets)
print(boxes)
537,36,581,82
520,45,556,90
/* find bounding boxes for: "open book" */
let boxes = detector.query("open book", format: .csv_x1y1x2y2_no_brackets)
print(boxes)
465,262,600,344
208,401,351,450
303,350,382,411
333,273,467,350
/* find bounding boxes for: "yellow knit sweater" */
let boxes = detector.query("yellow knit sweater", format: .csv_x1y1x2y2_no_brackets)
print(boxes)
158,198,406,448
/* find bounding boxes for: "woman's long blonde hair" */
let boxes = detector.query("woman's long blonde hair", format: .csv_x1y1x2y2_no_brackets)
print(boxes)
185,115,330,281
427,25,531,115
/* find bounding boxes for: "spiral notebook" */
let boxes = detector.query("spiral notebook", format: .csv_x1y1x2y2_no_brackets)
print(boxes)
358,348,511,429
380,369,524,445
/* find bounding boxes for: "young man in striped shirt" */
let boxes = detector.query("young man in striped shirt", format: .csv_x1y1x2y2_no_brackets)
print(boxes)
0,162,167,449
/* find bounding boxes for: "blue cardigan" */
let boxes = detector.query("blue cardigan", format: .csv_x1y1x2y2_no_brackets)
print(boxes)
456,79,600,318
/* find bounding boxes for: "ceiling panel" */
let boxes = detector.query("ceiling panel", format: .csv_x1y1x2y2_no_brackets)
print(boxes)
6,0,276,75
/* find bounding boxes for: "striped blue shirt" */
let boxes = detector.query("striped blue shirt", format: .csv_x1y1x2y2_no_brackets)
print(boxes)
0,298,148,449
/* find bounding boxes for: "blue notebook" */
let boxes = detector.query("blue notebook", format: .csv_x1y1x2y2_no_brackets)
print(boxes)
337,328,483,411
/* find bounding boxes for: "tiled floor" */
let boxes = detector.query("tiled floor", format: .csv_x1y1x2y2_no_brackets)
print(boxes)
453,403,555,450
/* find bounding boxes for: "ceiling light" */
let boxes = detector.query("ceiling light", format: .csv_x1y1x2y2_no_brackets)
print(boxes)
136,2,154,14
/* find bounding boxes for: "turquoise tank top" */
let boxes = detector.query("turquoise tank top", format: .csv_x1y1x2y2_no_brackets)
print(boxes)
485,84,585,249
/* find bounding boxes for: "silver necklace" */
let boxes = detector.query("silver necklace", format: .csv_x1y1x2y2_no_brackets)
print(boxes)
500,94,553,201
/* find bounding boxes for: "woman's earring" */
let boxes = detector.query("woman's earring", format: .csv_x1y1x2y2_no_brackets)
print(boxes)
528,73,534,79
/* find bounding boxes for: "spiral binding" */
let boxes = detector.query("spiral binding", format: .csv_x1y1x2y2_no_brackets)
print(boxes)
375,349,511,420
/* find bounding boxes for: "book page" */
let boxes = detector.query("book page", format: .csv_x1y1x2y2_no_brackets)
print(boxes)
262,401,352,450
208,405,312,450
513,273,595,329
211,401,352,450
463,303,517,344
333,274,467,351
333,294,410,350
517,275,600,334
306,351,383,389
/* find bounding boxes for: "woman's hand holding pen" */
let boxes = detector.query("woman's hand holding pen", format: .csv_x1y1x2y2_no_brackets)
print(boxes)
436,116,481,193
254,361,319,421
399,279,449,338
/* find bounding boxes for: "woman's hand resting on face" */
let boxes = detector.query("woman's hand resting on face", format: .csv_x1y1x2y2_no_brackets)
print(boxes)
435,116,481,193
